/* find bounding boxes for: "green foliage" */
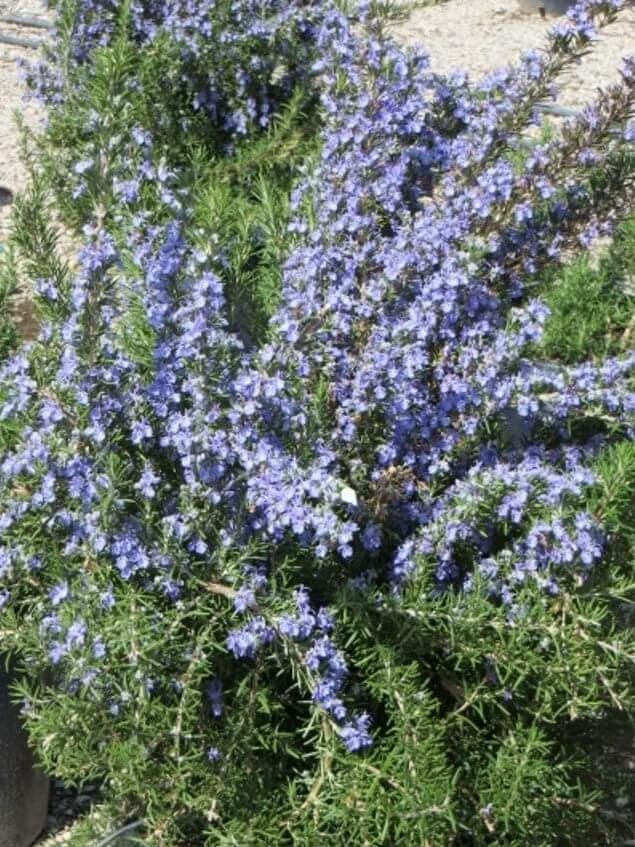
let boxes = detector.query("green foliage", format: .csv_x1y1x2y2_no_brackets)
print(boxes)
0,2,633,846
188,92,321,343
539,218,635,363
0,245,19,359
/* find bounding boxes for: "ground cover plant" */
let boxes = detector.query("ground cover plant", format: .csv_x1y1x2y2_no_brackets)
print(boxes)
0,0,634,844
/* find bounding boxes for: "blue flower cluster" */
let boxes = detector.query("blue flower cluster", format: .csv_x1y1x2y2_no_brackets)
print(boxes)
24,0,356,147
1,0,633,762
227,585,371,750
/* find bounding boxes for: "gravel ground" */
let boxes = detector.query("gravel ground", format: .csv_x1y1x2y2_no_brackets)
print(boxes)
391,0,635,109
0,1,633,844
0,0,48,243
2,0,633,244
36,781,102,845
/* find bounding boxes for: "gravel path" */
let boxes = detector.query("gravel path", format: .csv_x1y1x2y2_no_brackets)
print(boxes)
0,1,633,844
391,0,635,109
0,0,48,242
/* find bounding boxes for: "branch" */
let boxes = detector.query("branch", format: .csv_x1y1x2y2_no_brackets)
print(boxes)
203,581,237,601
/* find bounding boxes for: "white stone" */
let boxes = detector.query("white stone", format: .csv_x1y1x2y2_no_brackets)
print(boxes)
340,486,358,507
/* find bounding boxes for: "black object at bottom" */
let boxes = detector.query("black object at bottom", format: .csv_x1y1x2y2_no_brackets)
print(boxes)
0,665,50,847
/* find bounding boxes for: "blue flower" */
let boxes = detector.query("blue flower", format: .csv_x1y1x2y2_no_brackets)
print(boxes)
207,746,222,762
206,679,224,718
340,713,372,752
49,581,69,606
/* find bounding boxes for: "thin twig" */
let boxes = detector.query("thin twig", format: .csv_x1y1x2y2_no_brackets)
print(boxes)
401,796,452,820
552,796,599,814
361,762,407,794
93,821,145,847
203,581,237,600
281,717,334,831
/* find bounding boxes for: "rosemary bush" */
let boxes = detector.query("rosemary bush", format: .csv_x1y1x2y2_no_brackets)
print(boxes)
1,0,634,844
